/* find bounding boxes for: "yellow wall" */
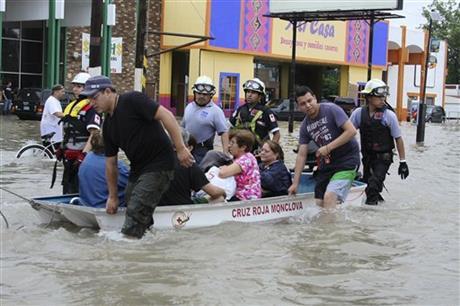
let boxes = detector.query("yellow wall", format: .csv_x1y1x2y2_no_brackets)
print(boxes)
348,66,383,84
272,20,346,64
159,52,172,95
340,66,349,97
280,63,290,99
189,49,201,89
192,50,254,98
162,1,207,46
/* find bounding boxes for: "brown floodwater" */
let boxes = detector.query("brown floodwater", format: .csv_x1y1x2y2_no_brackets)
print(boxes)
1,115,459,305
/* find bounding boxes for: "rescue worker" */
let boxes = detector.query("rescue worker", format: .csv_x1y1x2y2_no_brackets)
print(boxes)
182,75,229,164
350,79,409,205
229,78,280,153
59,72,102,194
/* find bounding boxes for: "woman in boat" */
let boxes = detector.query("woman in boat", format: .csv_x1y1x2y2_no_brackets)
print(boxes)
219,129,261,201
259,140,292,197
78,130,129,208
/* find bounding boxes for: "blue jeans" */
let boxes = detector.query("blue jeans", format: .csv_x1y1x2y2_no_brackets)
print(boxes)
3,99,11,114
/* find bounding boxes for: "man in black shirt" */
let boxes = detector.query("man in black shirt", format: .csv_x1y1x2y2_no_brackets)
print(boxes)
160,130,225,205
83,75,194,238
2,81,13,115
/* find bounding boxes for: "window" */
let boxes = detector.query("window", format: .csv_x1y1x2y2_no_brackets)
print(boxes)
219,73,239,112
254,61,280,103
21,41,43,73
1,21,45,89
2,40,20,72
357,82,366,106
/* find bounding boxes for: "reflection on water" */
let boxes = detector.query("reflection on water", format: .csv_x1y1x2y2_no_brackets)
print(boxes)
1,115,459,305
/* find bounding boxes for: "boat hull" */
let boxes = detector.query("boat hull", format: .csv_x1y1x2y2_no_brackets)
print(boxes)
30,175,366,231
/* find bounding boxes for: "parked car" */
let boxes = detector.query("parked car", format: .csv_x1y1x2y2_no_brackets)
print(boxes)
333,97,356,116
269,99,305,121
14,88,74,120
426,105,446,123
407,102,446,123
270,97,356,121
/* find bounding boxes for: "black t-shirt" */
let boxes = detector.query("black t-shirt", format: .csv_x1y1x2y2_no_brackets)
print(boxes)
103,91,175,178
4,87,12,100
160,162,209,205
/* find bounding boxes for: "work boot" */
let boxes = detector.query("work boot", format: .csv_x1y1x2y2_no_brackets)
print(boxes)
365,199,378,205
365,194,379,205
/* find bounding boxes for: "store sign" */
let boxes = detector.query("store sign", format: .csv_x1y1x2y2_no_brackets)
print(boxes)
82,33,123,73
271,20,345,63
269,0,402,13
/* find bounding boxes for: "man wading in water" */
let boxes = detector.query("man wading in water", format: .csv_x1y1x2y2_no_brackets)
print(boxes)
84,76,194,238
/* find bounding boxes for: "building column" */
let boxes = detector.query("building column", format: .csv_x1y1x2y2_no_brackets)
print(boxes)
101,0,113,76
0,11,3,75
396,26,407,121
47,0,61,87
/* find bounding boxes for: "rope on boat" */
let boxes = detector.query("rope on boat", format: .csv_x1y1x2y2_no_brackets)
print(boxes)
0,186,58,229
0,186,32,203
0,186,32,229
0,209,9,229
345,190,365,203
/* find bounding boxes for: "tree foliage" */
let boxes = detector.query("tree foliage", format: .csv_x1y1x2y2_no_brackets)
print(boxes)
422,0,460,83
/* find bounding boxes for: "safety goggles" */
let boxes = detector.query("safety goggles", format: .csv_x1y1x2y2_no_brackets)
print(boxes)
193,84,215,94
371,86,389,97
243,80,263,92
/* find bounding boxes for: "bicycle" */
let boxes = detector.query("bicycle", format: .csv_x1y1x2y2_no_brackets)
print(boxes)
16,132,60,160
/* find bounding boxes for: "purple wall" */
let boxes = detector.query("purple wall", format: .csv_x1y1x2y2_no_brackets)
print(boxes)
210,0,241,49
346,20,388,66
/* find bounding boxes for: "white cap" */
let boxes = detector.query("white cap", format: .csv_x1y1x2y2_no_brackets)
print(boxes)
72,72,92,85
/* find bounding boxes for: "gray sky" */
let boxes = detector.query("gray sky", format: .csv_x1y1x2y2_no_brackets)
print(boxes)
390,0,435,29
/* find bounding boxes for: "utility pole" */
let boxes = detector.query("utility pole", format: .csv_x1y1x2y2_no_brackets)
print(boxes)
135,0,148,92
89,0,103,70
416,10,441,145
367,13,375,82
288,20,297,133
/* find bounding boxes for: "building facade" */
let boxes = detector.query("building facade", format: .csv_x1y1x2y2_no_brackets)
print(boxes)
1,0,447,122
1,0,162,96
159,0,447,121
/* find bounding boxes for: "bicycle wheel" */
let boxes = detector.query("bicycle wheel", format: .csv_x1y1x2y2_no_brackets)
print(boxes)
16,144,54,160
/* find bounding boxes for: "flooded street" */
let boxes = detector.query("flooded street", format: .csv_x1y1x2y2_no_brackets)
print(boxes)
1,114,459,305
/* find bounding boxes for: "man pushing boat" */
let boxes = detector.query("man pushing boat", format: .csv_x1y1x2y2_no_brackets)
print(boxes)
83,75,194,238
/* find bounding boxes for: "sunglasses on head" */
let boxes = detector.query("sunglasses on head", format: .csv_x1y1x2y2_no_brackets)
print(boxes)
371,86,389,97
194,84,214,93
244,81,262,91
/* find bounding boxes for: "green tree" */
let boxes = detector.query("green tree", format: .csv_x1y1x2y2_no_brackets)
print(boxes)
422,0,460,83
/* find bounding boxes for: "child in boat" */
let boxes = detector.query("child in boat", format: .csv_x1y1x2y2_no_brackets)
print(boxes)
219,129,261,201
259,140,292,197
78,130,129,208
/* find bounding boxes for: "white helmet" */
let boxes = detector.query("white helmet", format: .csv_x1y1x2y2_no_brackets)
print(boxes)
72,72,92,85
192,75,216,95
360,79,389,97
243,78,265,95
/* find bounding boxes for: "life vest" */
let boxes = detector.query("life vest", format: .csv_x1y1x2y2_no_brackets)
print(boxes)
235,104,265,144
61,99,92,147
360,106,395,157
